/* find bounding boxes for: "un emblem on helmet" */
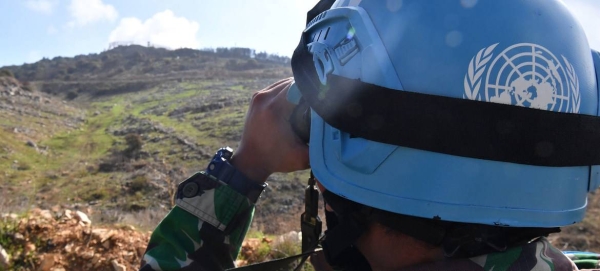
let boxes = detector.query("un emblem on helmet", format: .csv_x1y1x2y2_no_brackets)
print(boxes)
464,43,581,113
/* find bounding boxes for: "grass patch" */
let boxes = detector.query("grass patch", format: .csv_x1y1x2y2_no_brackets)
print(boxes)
0,217,36,271
238,230,314,271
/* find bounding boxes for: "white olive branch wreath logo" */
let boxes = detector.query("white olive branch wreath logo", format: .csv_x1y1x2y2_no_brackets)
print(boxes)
463,43,581,113
464,43,498,101
563,56,581,113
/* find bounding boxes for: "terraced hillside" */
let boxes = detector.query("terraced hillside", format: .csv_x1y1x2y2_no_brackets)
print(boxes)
0,46,306,234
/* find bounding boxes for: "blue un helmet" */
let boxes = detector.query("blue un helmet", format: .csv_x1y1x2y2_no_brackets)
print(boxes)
290,0,600,232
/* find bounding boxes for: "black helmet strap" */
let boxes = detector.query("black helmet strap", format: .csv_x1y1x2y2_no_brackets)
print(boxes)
320,190,372,271
291,29,600,167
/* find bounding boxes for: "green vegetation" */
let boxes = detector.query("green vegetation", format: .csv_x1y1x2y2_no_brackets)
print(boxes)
0,217,37,271
0,69,13,78
0,76,274,219
124,134,143,158
237,231,315,271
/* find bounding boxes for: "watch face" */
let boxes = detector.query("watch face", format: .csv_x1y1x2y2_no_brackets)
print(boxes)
217,147,234,160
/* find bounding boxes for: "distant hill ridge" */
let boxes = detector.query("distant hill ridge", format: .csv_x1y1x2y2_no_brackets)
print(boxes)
1,45,293,98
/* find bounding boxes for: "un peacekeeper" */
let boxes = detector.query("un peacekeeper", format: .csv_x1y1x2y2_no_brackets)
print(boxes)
140,0,600,270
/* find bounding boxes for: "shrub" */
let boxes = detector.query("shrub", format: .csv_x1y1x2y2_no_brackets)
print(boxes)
21,81,35,92
0,69,14,77
16,163,31,171
129,175,148,193
66,90,78,100
86,190,108,201
124,134,143,158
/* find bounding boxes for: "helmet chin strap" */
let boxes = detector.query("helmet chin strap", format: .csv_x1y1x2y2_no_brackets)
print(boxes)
320,190,373,271
301,171,322,254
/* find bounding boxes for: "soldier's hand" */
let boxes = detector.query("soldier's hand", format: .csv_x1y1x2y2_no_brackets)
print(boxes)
230,78,310,183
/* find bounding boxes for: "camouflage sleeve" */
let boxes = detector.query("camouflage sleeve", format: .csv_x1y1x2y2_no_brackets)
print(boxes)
139,172,255,271
563,251,600,270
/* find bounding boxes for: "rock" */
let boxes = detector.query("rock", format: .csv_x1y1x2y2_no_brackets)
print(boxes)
39,254,56,271
0,244,10,269
63,209,72,219
0,206,153,270
75,211,91,225
51,205,61,213
64,243,74,253
14,233,25,242
92,228,115,243
111,259,127,271
91,254,103,268
124,225,135,231
240,238,263,261
39,209,54,221
1,213,18,221
235,259,248,267
81,251,94,259
24,242,36,254
26,140,38,149
102,240,111,249
121,251,134,262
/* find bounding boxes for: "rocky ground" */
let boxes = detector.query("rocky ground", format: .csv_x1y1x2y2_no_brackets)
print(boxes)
0,76,84,146
0,208,305,271
0,200,597,271
0,208,149,271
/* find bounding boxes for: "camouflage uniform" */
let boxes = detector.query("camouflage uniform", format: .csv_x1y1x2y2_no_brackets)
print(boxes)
138,171,599,271
399,239,600,271
140,172,253,271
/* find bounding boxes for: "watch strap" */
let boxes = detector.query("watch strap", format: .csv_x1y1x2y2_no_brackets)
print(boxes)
207,147,267,203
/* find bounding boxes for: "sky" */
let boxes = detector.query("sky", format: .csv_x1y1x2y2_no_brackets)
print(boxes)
0,0,598,67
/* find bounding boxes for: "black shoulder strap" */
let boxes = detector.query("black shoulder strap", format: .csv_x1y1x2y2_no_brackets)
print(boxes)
228,172,323,271
226,249,320,271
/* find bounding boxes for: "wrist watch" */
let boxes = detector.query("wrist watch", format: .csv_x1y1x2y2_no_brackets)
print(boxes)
205,147,267,203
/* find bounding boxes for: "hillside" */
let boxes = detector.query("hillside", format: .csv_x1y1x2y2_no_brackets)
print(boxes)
0,45,598,270
0,45,304,235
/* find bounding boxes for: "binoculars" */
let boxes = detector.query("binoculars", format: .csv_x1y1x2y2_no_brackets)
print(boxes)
288,82,311,144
